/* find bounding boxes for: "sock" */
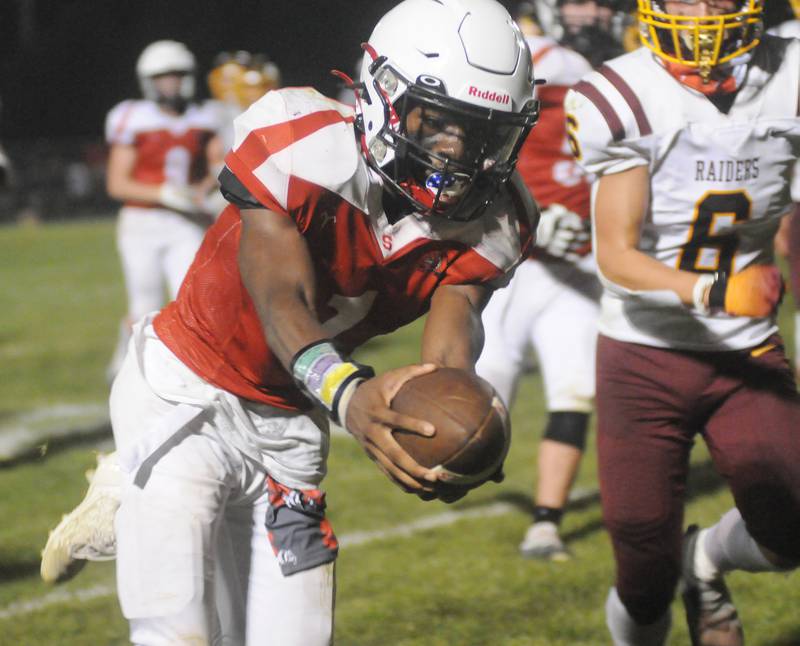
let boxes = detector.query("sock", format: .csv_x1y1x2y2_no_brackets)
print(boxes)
605,587,671,646
533,505,563,526
704,508,777,575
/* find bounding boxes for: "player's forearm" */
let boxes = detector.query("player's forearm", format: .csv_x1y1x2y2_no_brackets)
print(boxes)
597,245,699,305
421,286,486,370
106,175,164,204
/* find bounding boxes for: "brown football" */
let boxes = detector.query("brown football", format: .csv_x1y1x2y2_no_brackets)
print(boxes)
391,367,510,491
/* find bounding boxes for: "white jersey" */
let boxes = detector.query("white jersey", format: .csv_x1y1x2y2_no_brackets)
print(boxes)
565,37,800,351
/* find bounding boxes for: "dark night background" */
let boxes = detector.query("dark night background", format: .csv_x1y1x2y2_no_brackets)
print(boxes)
0,0,794,138
0,0,792,219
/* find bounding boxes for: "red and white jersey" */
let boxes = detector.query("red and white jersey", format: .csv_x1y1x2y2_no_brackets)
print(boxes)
154,87,537,410
517,36,592,218
566,37,800,351
105,99,221,207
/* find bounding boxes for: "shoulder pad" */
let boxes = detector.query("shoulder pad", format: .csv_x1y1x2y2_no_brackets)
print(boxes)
226,88,359,212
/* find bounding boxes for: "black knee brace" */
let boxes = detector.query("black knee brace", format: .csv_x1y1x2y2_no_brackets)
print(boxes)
543,411,590,451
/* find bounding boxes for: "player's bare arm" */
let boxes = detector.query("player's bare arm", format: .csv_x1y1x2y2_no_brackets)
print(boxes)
239,208,326,362
594,165,699,304
239,207,439,494
421,282,491,371
106,144,164,205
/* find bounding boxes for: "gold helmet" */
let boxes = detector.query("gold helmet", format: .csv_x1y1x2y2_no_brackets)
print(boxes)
234,57,281,109
637,0,763,81
207,51,251,104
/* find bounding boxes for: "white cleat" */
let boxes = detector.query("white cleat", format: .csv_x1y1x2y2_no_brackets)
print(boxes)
519,521,571,562
40,451,122,584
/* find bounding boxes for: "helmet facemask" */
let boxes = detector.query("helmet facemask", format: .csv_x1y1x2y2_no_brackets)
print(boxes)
361,60,539,222
637,0,763,82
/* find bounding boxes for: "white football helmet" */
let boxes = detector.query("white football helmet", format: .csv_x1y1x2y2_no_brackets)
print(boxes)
136,40,196,107
357,0,539,221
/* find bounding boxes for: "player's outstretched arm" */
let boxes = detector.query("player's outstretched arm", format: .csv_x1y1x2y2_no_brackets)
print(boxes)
239,208,439,494
421,283,492,370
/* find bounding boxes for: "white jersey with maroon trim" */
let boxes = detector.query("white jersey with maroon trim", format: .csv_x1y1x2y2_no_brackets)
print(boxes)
105,99,220,206
565,36,800,351
154,87,537,410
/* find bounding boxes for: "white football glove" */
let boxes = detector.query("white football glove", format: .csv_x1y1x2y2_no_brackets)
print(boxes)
158,183,199,213
535,203,591,262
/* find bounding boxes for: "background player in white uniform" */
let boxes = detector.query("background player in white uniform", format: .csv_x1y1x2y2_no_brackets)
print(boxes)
567,0,800,642
476,0,629,560
43,2,540,642
104,40,224,381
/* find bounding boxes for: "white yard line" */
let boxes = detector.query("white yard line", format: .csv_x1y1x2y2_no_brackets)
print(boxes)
0,501,516,620
0,403,110,462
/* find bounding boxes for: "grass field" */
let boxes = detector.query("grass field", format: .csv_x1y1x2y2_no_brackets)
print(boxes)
1,218,799,645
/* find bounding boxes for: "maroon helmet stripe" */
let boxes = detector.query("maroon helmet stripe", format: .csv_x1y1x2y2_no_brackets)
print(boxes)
598,65,652,136
574,80,625,142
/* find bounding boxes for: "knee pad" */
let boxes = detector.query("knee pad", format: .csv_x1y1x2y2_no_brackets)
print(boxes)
543,411,589,450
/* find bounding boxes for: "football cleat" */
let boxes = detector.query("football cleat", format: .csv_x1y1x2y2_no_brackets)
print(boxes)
519,521,571,562
681,525,744,646
40,452,122,584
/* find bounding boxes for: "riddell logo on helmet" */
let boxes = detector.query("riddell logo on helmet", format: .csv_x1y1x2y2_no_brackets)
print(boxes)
468,86,510,105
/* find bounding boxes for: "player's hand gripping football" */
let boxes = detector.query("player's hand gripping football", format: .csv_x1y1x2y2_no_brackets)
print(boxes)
535,203,591,261
344,363,440,496
706,265,784,318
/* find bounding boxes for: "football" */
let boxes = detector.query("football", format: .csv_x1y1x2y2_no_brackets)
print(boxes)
391,367,510,492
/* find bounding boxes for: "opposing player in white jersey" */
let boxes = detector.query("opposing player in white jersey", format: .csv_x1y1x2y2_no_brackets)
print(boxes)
566,0,800,642
476,0,628,560
104,40,224,382
44,1,540,642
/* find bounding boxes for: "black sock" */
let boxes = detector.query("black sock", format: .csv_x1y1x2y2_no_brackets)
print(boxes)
533,505,563,526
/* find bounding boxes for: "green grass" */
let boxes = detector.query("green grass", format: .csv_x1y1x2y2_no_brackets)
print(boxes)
0,219,798,645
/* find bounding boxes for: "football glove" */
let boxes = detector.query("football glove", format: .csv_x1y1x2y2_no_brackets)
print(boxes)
707,265,784,318
535,203,591,261
158,183,198,213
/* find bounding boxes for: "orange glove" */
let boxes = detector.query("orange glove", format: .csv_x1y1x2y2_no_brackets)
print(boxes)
708,265,784,318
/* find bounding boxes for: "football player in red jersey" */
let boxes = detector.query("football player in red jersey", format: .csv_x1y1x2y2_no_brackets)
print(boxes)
103,40,224,383
477,0,630,561
41,1,539,643
566,0,800,642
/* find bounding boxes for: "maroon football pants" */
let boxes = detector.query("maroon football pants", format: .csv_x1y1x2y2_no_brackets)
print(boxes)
596,334,800,624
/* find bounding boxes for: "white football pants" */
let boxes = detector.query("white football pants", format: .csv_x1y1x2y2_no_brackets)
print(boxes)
116,206,206,322
109,328,334,646
476,255,600,412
